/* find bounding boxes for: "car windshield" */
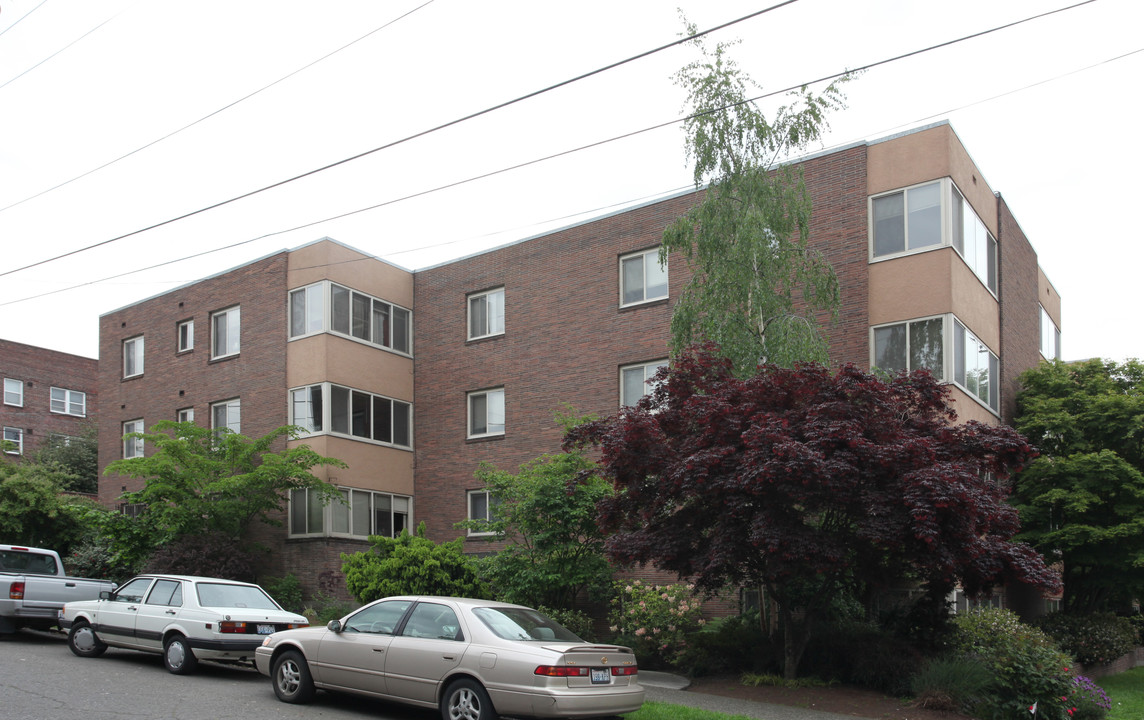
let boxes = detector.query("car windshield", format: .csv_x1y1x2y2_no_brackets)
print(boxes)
195,582,281,610
472,607,582,642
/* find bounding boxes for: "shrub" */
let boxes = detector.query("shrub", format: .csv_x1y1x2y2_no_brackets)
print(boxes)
1067,675,1111,720
304,592,357,625
951,607,1074,720
608,580,705,669
65,536,135,584
801,620,923,695
341,523,489,603
909,655,992,713
672,612,776,677
1034,613,1136,668
260,574,304,613
538,606,596,642
143,532,257,581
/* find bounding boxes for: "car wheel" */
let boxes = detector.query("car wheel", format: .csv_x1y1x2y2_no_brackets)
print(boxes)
273,650,315,704
441,678,496,720
67,622,107,658
163,635,199,675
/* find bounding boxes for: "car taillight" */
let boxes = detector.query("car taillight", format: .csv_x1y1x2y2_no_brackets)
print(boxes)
611,666,638,676
218,621,247,633
10,581,24,600
534,666,589,677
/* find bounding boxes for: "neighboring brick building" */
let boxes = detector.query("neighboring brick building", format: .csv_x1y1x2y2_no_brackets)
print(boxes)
96,122,1063,597
0,338,97,459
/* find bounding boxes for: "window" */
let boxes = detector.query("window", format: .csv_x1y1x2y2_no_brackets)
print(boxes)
211,399,241,434
123,419,144,458
620,359,668,407
870,179,997,293
1040,306,1061,360
872,315,999,413
325,384,411,447
290,487,411,539
620,248,668,306
176,407,194,423
467,489,501,536
329,283,411,354
468,388,505,438
49,387,86,417
177,319,194,352
211,306,240,359
289,283,325,338
3,427,22,455
468,287,505,340
3,378,22,406
123,336,144,378
146,579,183,607
290,385,323,434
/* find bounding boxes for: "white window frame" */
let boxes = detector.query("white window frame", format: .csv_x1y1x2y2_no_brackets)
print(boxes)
620,359,669,407
211,306,241,359
3,427,22,455
619,247,668,307
871,314,947,381
177,319,194,353
467,287,505,340
467,388,505,439
211,398,241,434
176,407,194,424
3,378,23,407
289,282,326,339
308,383,412,449
328,282,412,355
123,336,144,378
123,419,144,458
49,387,86,417
1040,305,1061,360
869,178,998,295
466,489,500,537
289,486,412,539
289,385,323,435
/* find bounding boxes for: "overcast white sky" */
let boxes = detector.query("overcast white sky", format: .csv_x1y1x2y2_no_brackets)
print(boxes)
0,0,1140,363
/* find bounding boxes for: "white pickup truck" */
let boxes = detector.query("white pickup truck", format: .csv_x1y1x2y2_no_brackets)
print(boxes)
0,545,117,634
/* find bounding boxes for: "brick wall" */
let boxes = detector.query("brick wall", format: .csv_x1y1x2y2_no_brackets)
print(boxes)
98,253,290,505
997,195,1041,426
0,338,98,456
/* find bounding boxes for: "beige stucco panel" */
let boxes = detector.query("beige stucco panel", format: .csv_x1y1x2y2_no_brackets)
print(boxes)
947,386,999,426
868,125,998,238
289,435,414,496
288,239,413,308
286,331,413,399
950,261,1000,351
1038,266,1062,328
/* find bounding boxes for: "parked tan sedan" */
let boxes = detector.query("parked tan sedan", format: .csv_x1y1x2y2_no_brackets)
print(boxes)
254,595,644,720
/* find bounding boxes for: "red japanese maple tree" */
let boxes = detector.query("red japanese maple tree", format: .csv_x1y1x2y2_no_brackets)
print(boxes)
565,346,1060,677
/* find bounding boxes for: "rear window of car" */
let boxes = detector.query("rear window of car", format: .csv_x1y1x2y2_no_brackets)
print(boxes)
472,607,582,642
0,550,58,575
195,583,281,610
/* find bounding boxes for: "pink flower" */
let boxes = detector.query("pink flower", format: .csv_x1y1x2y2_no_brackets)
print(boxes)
635,628,647,636
652,628,661,635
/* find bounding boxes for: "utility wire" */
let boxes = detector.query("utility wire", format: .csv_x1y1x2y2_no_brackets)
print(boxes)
0,0,437,215
0,0,49,40
0,0,802,280
0,4,126,91
0,1,1118,308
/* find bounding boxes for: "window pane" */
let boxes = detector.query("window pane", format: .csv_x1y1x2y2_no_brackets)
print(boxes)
873,325,906,373
621,367,645,407
907,183,941,249
489,290,505,334
950,187,964,255
873,193,905,256
487,390,505,434
306,488,324,534
393,401,411,447
352,490,370,536
985,235,998,292
306,285,324,333
910,318,944,378
469,295,488,338
331,285,350,335
470,394,487,435
373,396,392,443
373,300,390,347
351,293,370,340
212,314,226,356
51,387,65,413
331,490,350,534
954,321,967,386
290,289,306,337
988,353,999,410
392,307,410,353
621,256,644,304
470,492,488,521
645,255,667,300
331,385,350,434
351,391,371,438
375,494,392,538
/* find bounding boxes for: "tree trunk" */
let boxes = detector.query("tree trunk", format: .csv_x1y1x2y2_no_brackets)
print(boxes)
779,603,812,680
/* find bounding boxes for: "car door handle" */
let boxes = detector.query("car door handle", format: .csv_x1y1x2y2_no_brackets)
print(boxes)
372,648,385,653
65,582,76,587
165,610,176,615
443,655,456,661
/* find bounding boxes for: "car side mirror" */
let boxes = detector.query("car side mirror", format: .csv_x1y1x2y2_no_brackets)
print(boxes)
99,590,112,600
327,619,342,633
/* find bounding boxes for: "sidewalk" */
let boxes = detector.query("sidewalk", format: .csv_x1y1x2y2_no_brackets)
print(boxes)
639,671,859,720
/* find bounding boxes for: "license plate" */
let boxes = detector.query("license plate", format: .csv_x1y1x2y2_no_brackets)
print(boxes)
257,624,276,634
590,668,610,684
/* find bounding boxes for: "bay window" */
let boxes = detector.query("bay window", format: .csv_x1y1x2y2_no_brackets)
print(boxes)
290,383,411,448
290,487,411,539
1040,306,1061,360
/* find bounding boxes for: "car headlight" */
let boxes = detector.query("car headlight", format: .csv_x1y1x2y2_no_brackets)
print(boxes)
261,637,273,647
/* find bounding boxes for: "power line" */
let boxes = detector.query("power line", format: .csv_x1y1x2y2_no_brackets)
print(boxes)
0,0,801,280
0,0,437,215
0,3,127,91
0,0,49,40
0,1,1118,308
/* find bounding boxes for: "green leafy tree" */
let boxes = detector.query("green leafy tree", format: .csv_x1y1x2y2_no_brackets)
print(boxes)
342,522,489,604
456,451,614,610
0,460,92,553
31,421,99,494
1012,358,1144,612
103,421,345,565
662,31,849,375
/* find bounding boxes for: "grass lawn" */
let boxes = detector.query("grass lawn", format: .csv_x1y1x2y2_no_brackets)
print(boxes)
1100,667,1144,720
626,700,749,720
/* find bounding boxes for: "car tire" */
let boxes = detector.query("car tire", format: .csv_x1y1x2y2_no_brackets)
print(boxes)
440,677,496,720
67,622,107,658
163,635,199,675
273,650,315,704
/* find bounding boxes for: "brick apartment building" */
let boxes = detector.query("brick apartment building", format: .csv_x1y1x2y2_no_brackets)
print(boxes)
97,122,1063,595
0,338,98,460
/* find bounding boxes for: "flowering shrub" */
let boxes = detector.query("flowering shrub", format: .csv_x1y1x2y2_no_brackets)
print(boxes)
951,608,1074,720
608,580,705,669
1033,613,1136,668
1065,675,1112,720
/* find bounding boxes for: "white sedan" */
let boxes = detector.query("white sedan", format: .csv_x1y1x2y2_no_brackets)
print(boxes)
61,574,308,674
255,596,644,720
